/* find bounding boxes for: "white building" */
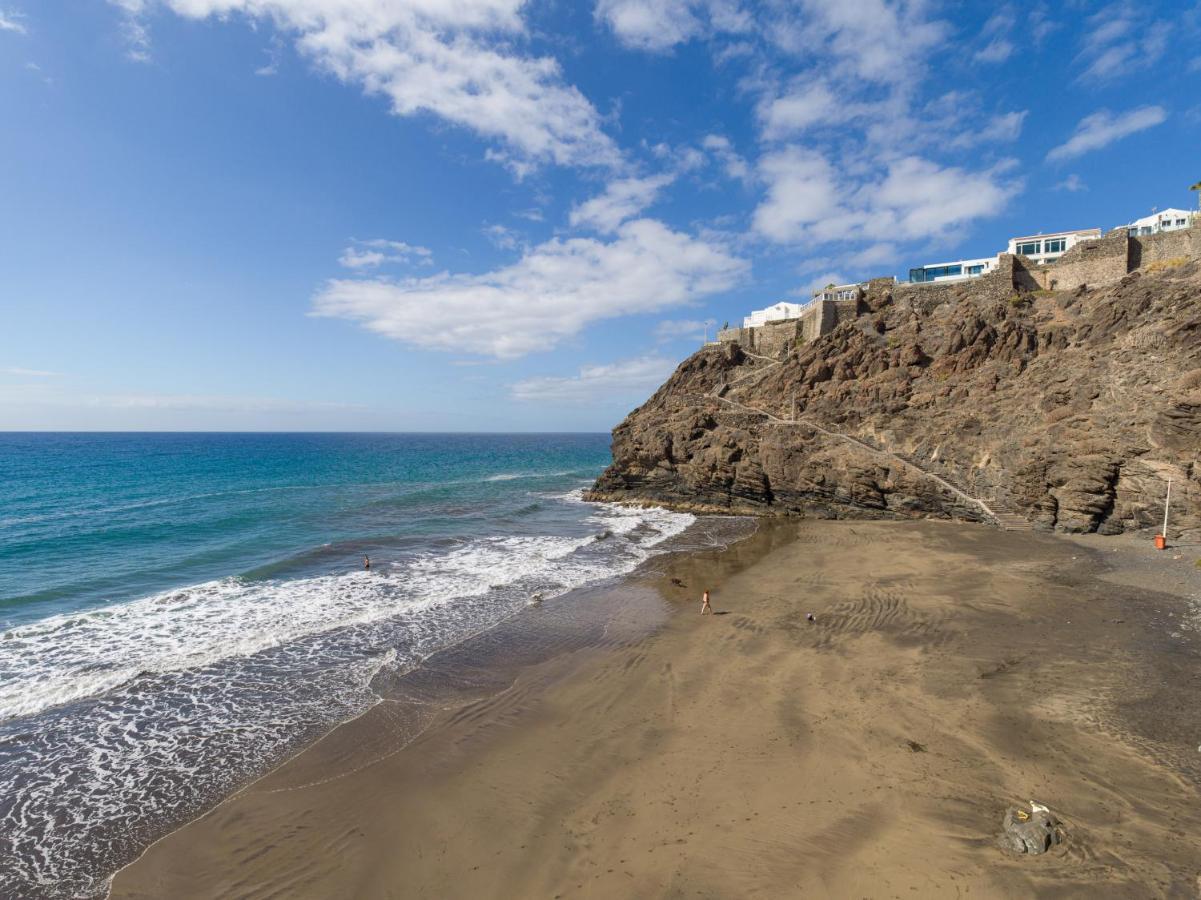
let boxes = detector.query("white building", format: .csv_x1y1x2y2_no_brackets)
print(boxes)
811,282,863,302
1006,228,1101,265
907,255,998,284
743,300,809,328
908,227,1102,282
1122,208,1195,236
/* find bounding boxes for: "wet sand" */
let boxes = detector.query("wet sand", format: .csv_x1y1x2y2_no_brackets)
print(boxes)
110,520,1201,898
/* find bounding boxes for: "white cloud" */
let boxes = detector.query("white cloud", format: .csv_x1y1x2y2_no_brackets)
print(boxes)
1055,173,1087,192
118,0,620,171
0,9,26,33
949,110,1027,148
483,224,522,250
654,317,716,342
1047,105,1167,161
846,242,898,268
569,173,676,233
511,355,678,403
700,134,749,182
803,272,848,294
758,81,843,139
773,0,949,86
596,0,703,51
313,218,747,359
3,366,59,377
753,150,1019,246
975,38,1013,64
751,147,841,243
338,239,432,270
1077,5,1169,82
594,0,751,51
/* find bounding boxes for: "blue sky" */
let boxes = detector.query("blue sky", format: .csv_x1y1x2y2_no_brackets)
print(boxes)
1,0,1199,431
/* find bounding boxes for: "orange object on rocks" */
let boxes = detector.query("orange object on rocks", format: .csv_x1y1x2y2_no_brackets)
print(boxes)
1155,534,1166,550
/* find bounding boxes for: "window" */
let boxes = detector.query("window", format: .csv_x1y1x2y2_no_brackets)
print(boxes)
1044,238,1066,254
910,265,961,282
1178,219,1188,226
967,264,984,275
1140,226,1153,235
1016,241,1040,256
1044,255,1060,264
1128,228,1138,236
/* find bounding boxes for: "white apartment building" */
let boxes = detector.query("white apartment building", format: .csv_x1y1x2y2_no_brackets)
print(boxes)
1006,228,1101,265
908,227,1102,283
907,256,998,284
1123,208,1195,236
742,300,810,328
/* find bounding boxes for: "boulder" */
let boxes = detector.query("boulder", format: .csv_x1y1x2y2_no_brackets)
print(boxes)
1001,804,1063,855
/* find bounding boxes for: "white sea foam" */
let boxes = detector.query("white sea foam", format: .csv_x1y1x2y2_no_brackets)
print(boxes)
0,500,691,723
0,494,697,898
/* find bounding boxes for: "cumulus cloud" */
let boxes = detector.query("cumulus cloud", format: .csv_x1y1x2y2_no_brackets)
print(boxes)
1046,105,1167,161
758,81,844,139
771,0,949,86
595,0,703,50
569,173,676,233
511,355,678,403
753,150,1019,246
751,148,841,243
313,218,747,359
338,239,432,270
594,0,751,51
116,0,620,171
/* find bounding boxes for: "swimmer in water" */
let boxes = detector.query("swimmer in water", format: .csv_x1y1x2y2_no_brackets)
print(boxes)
364,555,371,570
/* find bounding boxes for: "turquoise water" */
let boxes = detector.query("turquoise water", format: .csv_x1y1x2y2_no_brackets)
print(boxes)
0,433,706,898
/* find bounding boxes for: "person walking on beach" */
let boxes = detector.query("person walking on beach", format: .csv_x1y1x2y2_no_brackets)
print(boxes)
700,590,712,615
364,555,371,571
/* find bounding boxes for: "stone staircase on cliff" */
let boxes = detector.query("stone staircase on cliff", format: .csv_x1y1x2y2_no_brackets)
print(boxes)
706,354,1035,532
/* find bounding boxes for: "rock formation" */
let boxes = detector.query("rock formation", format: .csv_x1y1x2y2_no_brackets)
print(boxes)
588,262,1201,537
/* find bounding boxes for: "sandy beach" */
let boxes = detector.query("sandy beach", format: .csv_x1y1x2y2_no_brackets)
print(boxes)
110,519,1201,898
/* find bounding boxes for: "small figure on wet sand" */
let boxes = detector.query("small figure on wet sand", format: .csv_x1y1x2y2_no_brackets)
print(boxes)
364,555,371,571
806,613,816,624
700,590,712,615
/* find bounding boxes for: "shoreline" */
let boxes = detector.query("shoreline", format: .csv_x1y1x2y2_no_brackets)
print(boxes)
112,519,1201,897
99,514,761,898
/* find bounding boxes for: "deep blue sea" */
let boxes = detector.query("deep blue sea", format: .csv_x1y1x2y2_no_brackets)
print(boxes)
0,433,714,898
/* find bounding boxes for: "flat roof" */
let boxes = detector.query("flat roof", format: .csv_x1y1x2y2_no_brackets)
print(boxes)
1009,228,1101,241
913,257,995,268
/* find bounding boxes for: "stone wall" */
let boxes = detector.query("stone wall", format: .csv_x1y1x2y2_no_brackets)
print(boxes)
1040,229,1129,292
717,319,803,357
893,260,1014,311
720,224,1200,353
1131,224,1201,269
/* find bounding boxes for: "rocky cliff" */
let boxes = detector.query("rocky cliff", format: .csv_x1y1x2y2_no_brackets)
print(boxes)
588,262,1201,537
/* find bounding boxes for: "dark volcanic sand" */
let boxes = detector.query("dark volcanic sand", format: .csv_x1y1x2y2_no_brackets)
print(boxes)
112,521,1201,898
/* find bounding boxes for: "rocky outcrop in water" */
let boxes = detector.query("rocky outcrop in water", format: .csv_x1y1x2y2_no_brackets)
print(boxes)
588,263,1201,537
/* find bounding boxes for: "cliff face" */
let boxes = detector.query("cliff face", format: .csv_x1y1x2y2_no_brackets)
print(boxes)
588,262,1201,537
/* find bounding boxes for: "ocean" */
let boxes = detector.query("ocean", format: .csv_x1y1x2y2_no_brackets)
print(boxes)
0,433,741,898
